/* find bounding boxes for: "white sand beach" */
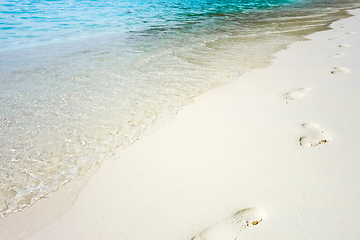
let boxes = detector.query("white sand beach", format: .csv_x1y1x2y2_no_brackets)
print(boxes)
2,8,360,240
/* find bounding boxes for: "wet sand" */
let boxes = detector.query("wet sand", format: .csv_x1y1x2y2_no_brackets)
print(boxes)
2,8,360,240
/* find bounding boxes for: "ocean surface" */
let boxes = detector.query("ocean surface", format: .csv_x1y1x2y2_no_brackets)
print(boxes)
1,0,359,217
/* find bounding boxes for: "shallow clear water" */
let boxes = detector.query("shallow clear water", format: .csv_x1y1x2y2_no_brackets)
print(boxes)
0,0,359,217
0,0,299,51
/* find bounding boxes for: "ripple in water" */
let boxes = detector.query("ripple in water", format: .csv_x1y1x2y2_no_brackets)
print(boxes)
0,0,359,217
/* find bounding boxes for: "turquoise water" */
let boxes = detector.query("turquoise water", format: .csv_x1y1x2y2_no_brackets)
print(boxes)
1,0,298,51
0,0,359,217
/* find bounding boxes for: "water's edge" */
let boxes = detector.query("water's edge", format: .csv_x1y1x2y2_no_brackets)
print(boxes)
0,6,359,239
1,0,360,220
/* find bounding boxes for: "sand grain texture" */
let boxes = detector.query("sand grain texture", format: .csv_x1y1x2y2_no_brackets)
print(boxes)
1,8,360,240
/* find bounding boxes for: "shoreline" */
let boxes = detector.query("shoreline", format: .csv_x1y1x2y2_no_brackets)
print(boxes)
1,3,357,221
2,8,360,240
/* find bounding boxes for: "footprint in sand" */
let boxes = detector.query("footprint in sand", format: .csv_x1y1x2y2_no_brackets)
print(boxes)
192,208,265,240
329,53,344,58
329,37,344,40
300,123,330,148
339,44,351,48
284,88,308,104
331,67,349,74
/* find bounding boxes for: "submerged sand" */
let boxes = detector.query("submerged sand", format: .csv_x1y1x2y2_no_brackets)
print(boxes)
1,8,360,240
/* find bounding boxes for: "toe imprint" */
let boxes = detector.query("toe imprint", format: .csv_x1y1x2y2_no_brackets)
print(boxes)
339,44,351,47
300,123,330,148
284,88,308,104
192,208,265,240
331,67,349,74
329,53,344,58
328,37,344,40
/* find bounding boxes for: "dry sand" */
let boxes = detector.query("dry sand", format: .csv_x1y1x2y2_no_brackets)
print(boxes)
2,8,360,240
